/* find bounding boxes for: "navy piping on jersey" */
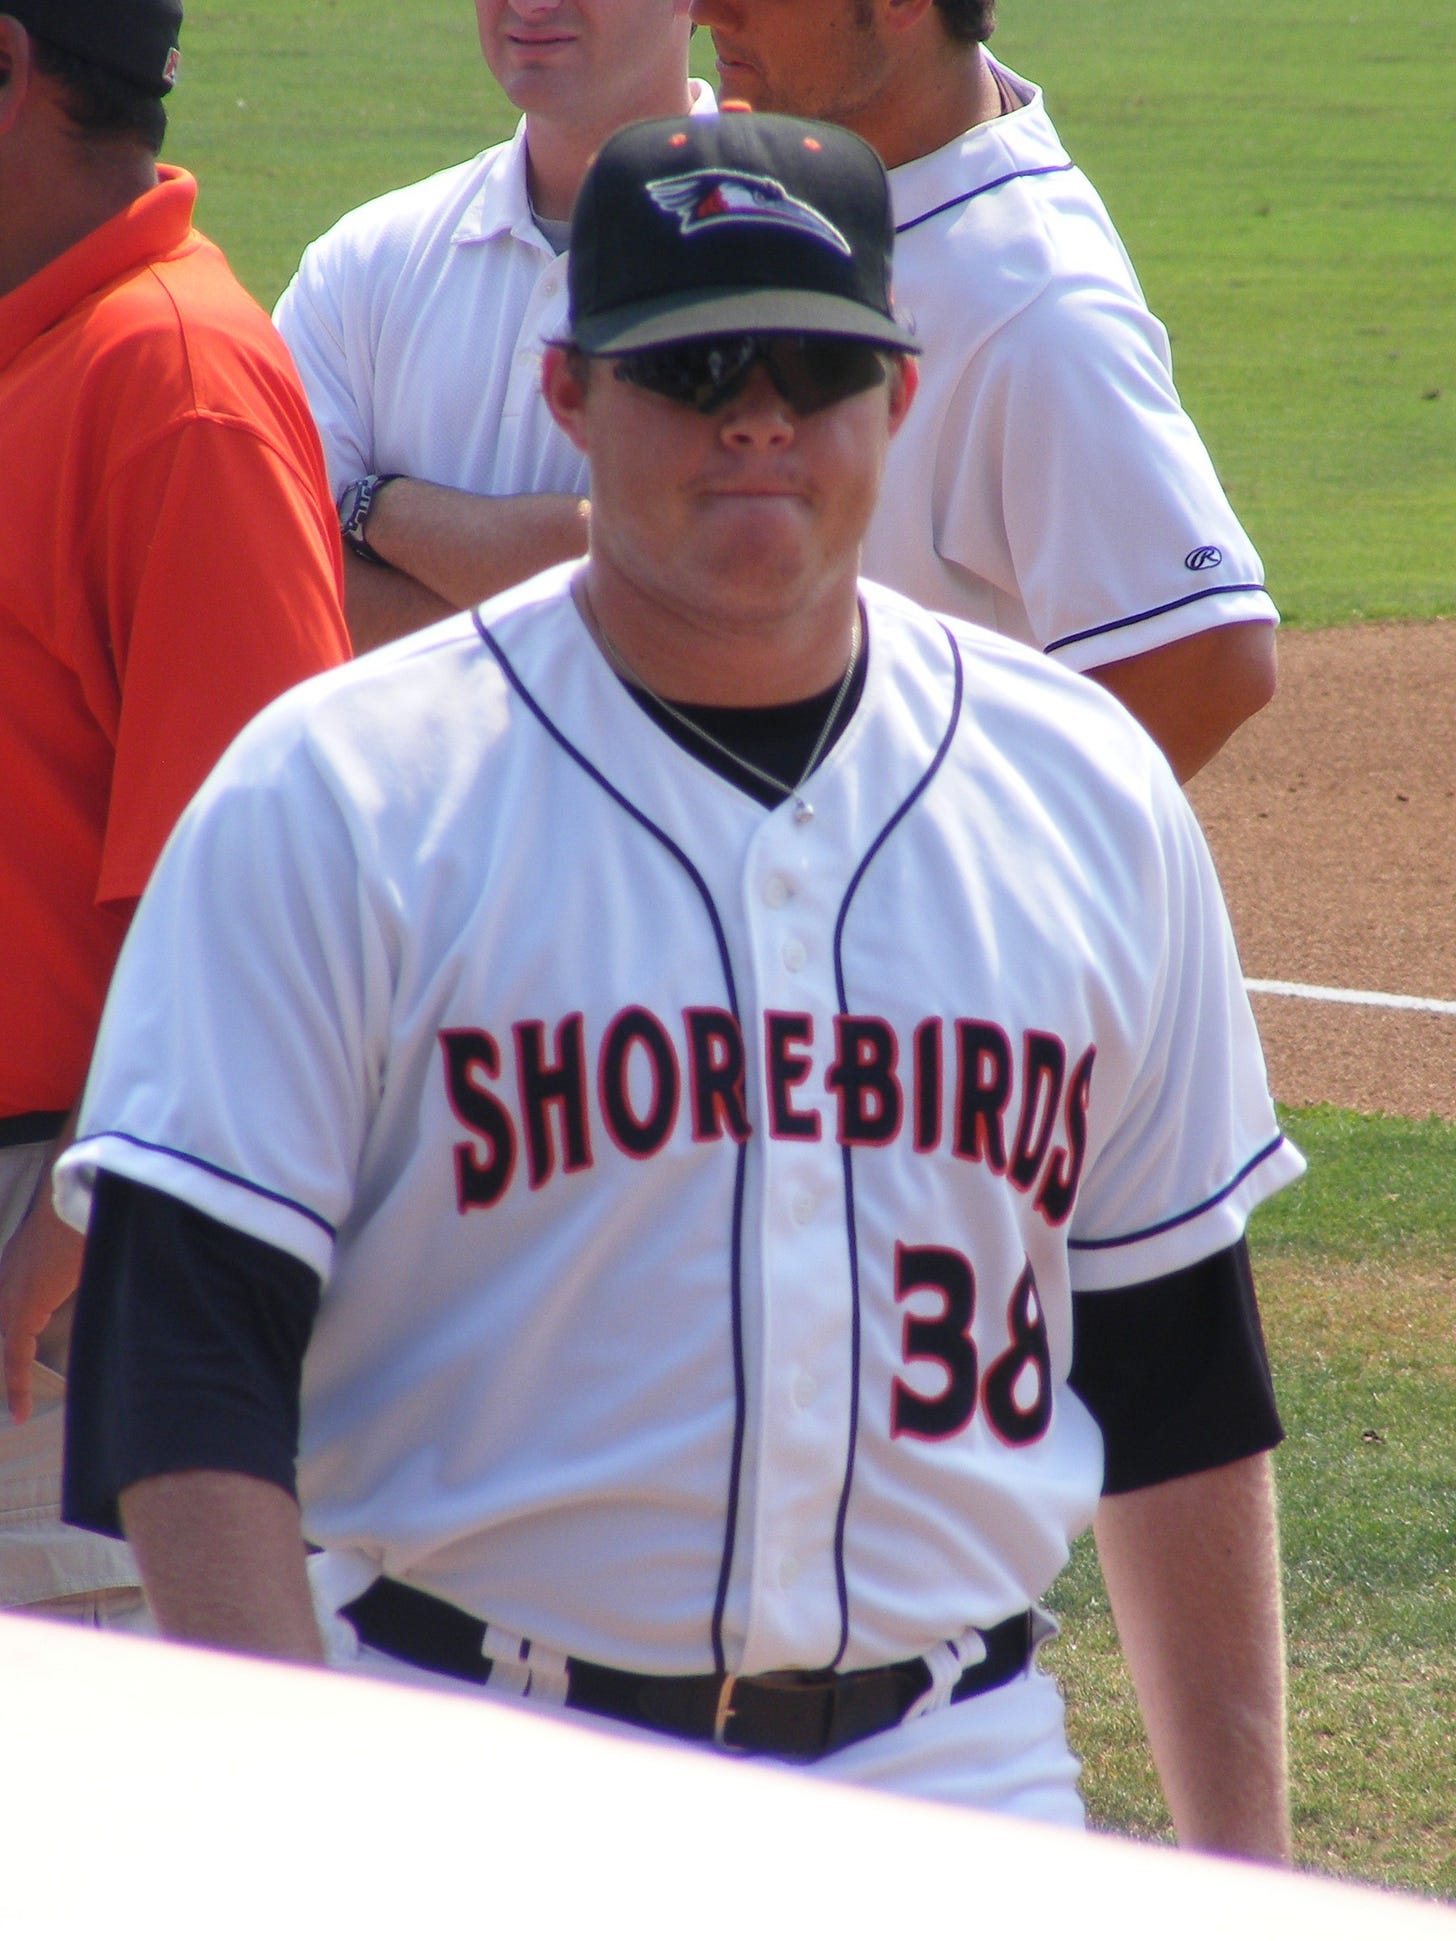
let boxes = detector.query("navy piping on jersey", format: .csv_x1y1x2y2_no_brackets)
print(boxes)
1046,583,1267,657
77,1129,336,1236
1068,1134,1289,1253
894,161,1077,238
474,612,749,1680
826,620,965,1670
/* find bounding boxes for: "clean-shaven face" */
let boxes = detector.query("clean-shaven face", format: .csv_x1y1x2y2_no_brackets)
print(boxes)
476,0,689,123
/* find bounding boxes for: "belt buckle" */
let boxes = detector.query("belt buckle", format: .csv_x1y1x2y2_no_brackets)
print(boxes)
713,1672,746,1752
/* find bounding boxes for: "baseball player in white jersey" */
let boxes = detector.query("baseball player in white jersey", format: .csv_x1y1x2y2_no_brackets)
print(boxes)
690,0,1279,781
59,113,1301,1855
273,0,708,651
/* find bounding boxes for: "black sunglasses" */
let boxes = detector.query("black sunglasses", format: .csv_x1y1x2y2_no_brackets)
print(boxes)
609,333,891,417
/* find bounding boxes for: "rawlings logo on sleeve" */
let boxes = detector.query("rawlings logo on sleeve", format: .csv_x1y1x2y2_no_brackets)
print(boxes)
439,1007,1094,1227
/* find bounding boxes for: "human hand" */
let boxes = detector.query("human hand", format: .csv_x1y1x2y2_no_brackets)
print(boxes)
0,1180,83,1425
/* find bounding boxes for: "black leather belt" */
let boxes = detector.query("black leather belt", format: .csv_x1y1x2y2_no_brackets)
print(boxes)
0,1110,67,1150
340,1577,1034,1762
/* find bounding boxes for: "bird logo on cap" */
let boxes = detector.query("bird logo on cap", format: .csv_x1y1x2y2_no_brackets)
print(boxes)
646,170,852,256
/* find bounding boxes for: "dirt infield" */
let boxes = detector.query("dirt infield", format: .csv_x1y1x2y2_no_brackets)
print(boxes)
1187,620,1455,1122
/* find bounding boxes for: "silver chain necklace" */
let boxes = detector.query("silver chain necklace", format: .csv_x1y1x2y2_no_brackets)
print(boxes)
584,593,863,827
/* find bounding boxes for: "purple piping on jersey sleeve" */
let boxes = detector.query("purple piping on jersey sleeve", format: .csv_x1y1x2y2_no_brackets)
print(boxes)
825,621,965,1670
894,162,1077,237
79,1128,337,1237
475,613,749,1679
1045,583,1268,656
1067,1134,1291,1252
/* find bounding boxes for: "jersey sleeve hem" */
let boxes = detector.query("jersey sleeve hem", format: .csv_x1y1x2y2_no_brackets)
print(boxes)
55,1132,336,1283
1069,1133,1305,1291
1047,585,1279,675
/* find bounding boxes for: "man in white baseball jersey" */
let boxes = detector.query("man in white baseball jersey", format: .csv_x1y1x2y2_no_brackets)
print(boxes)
60,113,1300,1857
689,0,1279,781
272,0,708,651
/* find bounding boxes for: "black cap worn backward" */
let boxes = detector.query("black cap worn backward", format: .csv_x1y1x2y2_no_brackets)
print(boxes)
11,0,182,94
568,111,921,356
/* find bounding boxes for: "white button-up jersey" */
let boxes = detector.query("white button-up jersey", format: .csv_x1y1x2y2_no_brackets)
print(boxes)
60,569,1301,1680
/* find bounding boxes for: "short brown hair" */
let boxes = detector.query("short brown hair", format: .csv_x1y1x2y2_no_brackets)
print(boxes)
934,0,996,45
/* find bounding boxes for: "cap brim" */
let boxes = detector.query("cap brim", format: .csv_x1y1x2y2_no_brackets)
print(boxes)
574,288,921,356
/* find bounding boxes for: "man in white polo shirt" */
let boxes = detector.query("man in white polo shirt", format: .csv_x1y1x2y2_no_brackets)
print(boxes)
274,0,709,651
690,0,1278,780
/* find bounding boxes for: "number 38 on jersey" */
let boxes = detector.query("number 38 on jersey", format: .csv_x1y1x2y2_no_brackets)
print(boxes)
892,1243,1053,1447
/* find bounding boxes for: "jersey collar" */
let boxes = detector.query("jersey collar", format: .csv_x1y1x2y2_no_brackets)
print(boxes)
886,58,1069,236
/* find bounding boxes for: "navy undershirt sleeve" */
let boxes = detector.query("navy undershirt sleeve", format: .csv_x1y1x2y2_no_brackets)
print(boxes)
1068,1236,1282,1494
63,1171,320,1539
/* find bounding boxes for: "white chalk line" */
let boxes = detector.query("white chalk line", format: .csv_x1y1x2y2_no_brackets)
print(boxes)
1245,978,1456,1017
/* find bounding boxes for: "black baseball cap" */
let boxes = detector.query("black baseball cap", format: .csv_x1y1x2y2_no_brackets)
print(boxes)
11,0,183,95
568,110,920,356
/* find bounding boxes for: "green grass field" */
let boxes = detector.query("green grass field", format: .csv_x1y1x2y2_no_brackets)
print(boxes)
152,1,1453,1902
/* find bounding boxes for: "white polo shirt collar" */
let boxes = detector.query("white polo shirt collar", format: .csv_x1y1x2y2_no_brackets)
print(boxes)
450,119,541,252
452,79,720,255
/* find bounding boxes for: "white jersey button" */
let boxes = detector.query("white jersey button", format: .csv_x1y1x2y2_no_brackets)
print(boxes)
791,1192,815,1226
793,1373,818,1409
762,874,792,908
782,939,807,972
778,1555,800,1589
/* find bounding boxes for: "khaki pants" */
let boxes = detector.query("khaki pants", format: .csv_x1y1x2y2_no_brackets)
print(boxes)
0,1143,143,1618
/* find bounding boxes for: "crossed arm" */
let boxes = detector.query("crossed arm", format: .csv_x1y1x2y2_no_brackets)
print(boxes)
344,479,591,651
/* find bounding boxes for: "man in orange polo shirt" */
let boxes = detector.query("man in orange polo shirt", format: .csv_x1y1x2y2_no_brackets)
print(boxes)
0,0,350,1622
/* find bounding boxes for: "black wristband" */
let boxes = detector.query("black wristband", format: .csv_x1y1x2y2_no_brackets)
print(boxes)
337,473,402,566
